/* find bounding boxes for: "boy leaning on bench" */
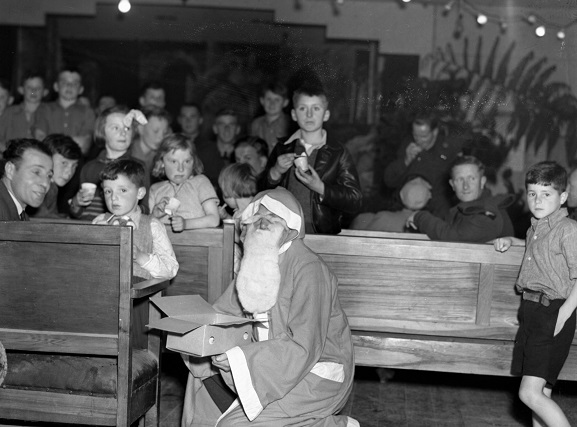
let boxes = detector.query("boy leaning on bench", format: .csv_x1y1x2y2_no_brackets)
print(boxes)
495,161,577,427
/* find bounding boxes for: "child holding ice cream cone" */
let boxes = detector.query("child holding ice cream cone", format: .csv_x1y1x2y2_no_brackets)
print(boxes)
149,133,220,232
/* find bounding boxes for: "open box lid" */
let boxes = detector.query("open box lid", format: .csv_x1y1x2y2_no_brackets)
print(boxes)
147,294,257,334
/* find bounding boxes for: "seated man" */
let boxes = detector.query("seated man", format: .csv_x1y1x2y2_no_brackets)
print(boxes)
384,111,466,219
350,176,431,233
407,155,514,243
1,138,53,221
182,187,357,427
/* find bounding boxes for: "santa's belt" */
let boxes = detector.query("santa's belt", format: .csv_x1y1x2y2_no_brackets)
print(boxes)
522,289,551,307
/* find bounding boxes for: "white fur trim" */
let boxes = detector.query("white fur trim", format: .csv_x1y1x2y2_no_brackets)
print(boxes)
226,346,263,421
310,361,345,383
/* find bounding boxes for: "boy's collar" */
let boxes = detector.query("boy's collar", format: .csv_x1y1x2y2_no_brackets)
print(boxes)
284,129,327,155
531,207,568,230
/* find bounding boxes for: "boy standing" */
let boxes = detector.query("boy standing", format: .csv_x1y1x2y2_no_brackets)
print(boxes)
0,73,49,149
36,67,95,156
250,82,290,153
494,161,577,427
261,84,362,234
177,103,203,144
93,159,178,281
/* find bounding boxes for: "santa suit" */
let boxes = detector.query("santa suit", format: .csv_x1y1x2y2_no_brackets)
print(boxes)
182,188,356,427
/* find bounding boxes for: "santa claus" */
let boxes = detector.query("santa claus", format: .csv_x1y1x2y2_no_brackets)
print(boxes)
182,187,357,427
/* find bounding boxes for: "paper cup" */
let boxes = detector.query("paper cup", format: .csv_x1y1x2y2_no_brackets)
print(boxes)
165,197,181,216
81,182,97,199
294,156,309,172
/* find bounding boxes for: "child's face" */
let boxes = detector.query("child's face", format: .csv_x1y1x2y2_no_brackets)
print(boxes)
140,88,166,109
0,86,12,116
178,106,202,135
55,71,83,102
213,115,240,145
291,94,329,133
526,183,568,220
140,117,170,152
163,148,194,185
20,77,45,104
52,153,79,187
102,174,145,217
235,145,266,175
105,113,133,154
260,91,288,117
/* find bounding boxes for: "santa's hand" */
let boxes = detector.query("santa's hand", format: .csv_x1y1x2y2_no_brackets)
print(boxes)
123,109,148,127
171,215,185,232
211,353,230,372
295,165,325,195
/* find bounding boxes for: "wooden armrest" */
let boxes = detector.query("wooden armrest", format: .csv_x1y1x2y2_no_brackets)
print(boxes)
131,278,171,299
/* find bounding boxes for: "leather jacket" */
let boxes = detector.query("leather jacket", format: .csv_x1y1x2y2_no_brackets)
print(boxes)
260,138,363,234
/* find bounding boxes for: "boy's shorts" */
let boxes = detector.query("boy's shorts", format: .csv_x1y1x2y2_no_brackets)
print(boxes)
511,296,576,387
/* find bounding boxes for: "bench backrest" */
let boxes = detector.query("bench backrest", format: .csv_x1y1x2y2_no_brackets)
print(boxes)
304,233,525,341
166,222,235,303
0,222,132,356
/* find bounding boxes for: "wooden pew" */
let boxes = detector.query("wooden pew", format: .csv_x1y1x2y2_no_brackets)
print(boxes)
0,222,169,426
165,221,235,303
304,231,577,381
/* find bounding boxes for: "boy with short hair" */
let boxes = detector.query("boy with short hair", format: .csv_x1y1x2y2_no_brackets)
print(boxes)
177,103,203,143
261,83,362,234
250,82,289,153
196,108,241,189
28,134,82,218
138,81,166,110
494,161,577,427
36,66,96,156
0,73,49,150
93,158,178,281
234,136,268,177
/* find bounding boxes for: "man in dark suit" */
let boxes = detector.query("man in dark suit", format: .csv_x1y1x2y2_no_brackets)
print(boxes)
1,138,53,220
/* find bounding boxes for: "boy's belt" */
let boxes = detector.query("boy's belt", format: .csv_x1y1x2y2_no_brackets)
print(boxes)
522,289,551,307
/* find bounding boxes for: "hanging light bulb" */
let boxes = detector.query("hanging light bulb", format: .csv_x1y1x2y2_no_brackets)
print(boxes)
557,29,566,40
444,0,454,11
477,14,488,25
118,0,131,13
527,14,536,24
500,20,508,33
535,25,546,37
402,0,411,3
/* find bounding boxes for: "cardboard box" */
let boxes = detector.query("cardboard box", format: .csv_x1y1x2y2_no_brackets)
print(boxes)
147,295,255,357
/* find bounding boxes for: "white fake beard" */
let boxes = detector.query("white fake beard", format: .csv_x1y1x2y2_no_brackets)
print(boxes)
235,224,283,315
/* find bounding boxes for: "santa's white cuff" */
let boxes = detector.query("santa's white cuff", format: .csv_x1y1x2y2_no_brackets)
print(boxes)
226,346,263,421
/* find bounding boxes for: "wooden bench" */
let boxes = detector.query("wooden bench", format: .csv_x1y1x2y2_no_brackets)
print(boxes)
0,222,169,426
305,231,577,381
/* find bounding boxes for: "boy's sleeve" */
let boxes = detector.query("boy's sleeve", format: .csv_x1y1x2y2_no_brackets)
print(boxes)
140,218,179,280
319,146,363,215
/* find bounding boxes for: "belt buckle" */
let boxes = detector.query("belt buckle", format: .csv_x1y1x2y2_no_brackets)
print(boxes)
539,293,550,307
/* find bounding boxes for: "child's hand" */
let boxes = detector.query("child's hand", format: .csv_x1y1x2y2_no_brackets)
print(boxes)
171,215,185,232
75,189,94,207
133,246,149,265
273,153,296,175
92,213,109,225
494,237,512,252
294,165,325,195
219,204,231,220
152,197,170,218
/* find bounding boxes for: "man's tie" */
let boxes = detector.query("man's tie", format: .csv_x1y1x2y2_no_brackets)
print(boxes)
20,211,29,221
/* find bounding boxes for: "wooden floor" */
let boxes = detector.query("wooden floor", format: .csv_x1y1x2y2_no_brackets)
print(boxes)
2,353,577,426
159,354,577,427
